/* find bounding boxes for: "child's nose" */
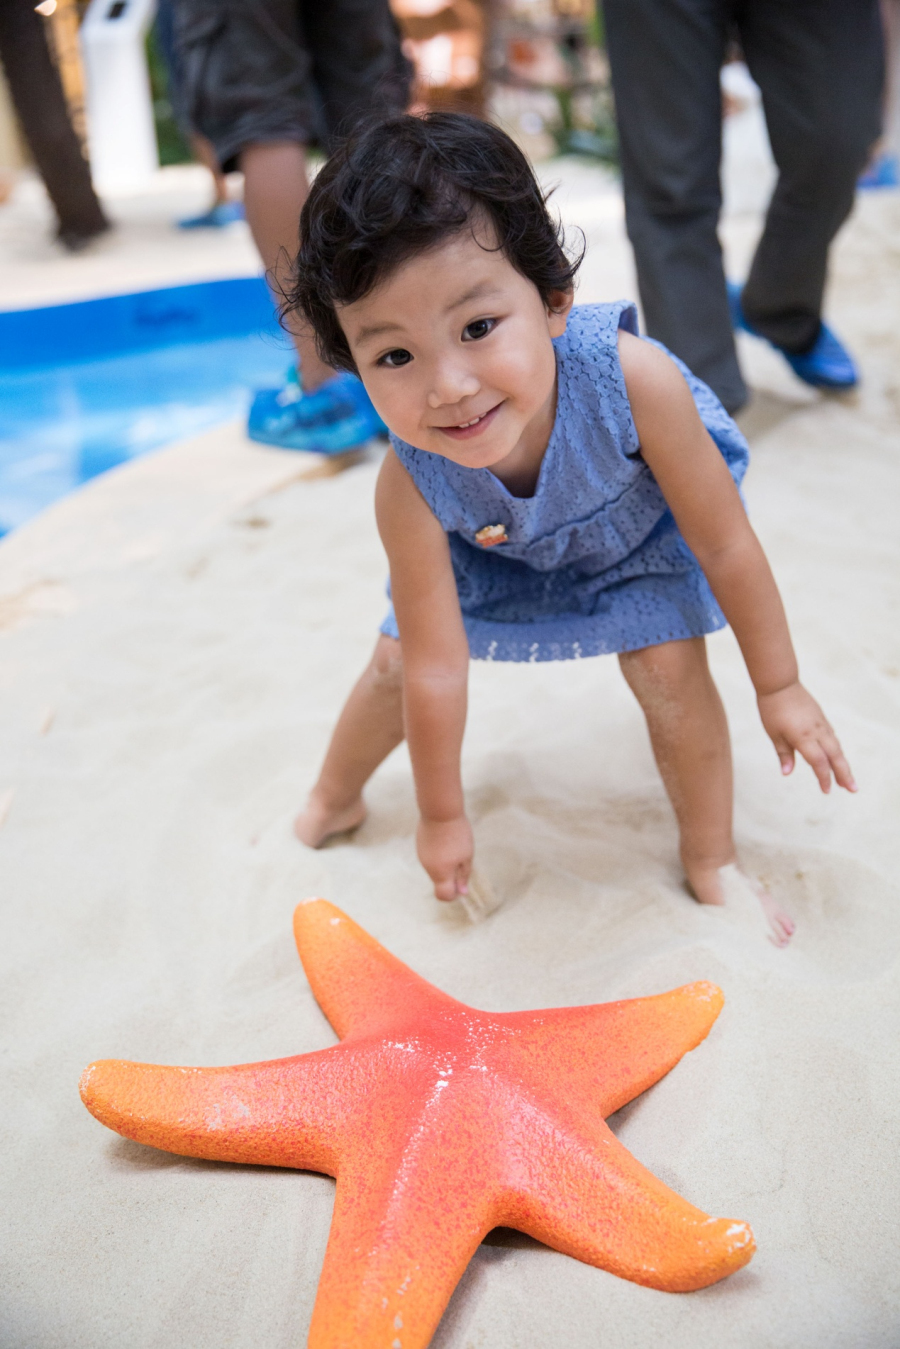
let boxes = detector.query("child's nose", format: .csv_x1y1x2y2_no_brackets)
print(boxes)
426,363,480,409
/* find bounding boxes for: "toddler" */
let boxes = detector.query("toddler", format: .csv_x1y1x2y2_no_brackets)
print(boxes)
289,113,855,944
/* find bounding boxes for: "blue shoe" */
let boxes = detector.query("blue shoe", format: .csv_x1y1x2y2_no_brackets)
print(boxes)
858,151,899,190
727,281,858,391
178,201,245,230
247,368,387,453
726,280,750,336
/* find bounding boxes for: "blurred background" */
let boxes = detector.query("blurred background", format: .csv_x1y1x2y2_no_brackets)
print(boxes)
0,0,898,537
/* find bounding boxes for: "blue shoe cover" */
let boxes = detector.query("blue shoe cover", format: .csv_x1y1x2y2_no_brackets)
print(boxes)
858,152,899,190
781,326,859,390
726,280,749,335
247,370,387,453
726,282,858,390
178,202,245,230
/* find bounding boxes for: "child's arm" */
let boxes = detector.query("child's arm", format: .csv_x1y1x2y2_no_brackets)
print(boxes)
375,447,474,898
618,331,856,794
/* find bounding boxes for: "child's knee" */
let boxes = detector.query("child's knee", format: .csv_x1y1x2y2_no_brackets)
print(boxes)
619,638,706,706
370,636,404,690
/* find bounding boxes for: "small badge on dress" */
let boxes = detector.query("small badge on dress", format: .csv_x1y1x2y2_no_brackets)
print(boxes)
475,523,508,548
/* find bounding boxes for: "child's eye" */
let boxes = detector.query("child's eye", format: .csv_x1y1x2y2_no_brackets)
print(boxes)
462,318,496,342
378,348,412,368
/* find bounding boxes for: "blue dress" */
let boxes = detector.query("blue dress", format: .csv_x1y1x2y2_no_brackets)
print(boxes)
380,301,749,662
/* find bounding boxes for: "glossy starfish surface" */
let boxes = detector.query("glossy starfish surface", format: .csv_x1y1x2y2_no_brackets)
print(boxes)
80,900,754,1346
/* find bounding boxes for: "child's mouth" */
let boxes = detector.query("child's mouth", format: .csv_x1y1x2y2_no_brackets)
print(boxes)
437,402,503,441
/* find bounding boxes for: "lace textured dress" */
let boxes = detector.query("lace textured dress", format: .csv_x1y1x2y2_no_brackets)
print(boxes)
380,301,749,662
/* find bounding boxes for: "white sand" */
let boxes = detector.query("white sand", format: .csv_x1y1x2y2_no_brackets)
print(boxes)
0,165,261,309
1,166,899,1348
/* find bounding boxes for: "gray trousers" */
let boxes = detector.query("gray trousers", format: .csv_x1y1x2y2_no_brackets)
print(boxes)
174,0,412,172
602,0,884,411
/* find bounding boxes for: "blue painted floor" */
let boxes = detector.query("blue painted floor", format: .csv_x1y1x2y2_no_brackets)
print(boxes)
0,279,293,537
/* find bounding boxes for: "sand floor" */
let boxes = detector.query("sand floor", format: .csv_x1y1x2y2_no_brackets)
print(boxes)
1,160,899,1348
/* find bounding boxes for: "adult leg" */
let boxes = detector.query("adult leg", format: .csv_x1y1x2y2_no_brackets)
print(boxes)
294,636,406,846
602,0,746,411
154,3,231,214
240,0,410,388
189,134,229,209
0,0,108,248
738,0,884,353
619,637,794,944
286,0,410,393
240,141,333,390
174,0,332,389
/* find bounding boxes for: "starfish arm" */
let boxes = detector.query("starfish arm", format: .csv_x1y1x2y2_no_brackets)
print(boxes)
307,1092,501,1349
79,1043,367,1172
499,1106,754,1293
293,899,460,1040
497,982,724,1115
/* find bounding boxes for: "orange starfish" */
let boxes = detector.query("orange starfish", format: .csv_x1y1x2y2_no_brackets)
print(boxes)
80,900,754,1346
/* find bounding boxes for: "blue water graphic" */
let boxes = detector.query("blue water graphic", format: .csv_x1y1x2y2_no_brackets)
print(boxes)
0,278,293,536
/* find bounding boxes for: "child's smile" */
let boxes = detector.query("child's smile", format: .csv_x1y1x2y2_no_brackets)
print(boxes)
337,225,572,494
436,399,505,441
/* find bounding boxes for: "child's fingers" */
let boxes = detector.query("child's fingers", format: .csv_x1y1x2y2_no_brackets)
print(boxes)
819,728,857,792
433,874,459,902
796,735,835,793
769,730,795,776
431,858,473,902
831,751,858,792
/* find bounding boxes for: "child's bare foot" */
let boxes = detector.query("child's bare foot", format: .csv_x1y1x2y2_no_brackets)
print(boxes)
686,860,795,947
293,794,366,848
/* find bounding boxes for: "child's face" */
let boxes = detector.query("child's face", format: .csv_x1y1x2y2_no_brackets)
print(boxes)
337,224,572,472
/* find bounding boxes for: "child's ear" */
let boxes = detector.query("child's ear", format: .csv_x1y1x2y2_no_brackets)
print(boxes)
546,288,574,337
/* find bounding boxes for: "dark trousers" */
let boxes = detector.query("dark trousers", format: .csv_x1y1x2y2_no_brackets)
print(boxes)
0,0,108,248
174,0,412,172
602,0,884,411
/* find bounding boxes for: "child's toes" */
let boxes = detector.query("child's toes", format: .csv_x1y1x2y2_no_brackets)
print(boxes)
769,910,795,946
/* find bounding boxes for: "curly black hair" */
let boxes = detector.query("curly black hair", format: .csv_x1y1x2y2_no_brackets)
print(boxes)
284,112,582,374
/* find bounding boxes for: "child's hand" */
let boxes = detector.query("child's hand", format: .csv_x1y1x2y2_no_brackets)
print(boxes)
757,682,857,794
417,815,474,901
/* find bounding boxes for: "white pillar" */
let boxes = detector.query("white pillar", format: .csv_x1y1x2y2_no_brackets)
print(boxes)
80,0,159,192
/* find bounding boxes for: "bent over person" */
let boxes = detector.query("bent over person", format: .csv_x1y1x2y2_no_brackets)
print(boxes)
602,0,885,413
174,0,413,452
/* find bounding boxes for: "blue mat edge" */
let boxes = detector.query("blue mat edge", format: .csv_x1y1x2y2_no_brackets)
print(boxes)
0,276,280,371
